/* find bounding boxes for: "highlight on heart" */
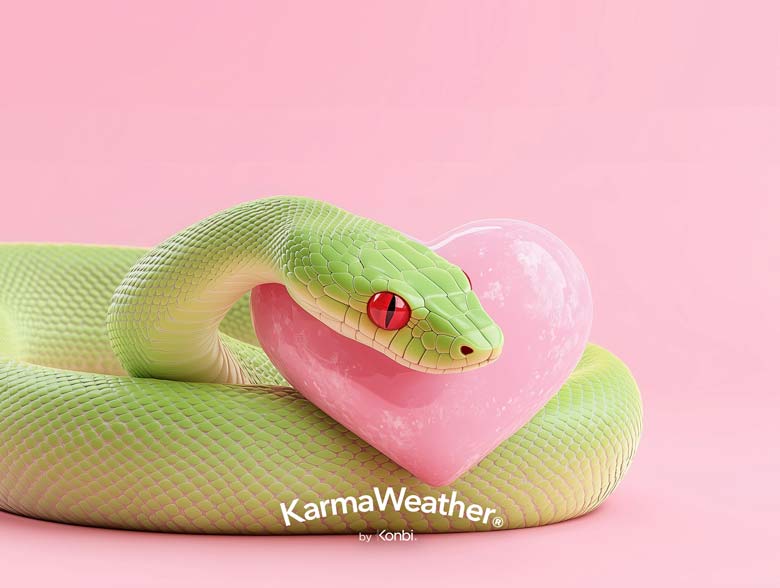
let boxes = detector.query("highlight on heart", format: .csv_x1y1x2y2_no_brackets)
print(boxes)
0,196,642,534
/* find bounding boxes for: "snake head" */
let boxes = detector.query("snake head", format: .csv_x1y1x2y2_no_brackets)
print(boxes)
283,226,503,374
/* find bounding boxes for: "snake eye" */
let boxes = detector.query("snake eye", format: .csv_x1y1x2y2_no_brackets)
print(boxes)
464,271,472,289
367,292,411,330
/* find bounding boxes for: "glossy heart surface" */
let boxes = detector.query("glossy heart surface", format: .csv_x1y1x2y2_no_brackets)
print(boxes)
251,219,592,486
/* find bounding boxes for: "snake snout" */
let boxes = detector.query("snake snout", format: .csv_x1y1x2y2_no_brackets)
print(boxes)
451,324,503,370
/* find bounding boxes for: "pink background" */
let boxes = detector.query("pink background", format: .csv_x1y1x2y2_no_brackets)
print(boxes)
0,1,778,586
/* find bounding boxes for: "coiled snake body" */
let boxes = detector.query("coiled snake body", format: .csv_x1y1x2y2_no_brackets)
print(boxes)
0,197,641,533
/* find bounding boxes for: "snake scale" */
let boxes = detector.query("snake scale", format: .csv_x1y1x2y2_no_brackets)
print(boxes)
0,197,641,534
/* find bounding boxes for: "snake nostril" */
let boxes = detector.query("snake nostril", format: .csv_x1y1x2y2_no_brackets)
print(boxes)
460,345,474,356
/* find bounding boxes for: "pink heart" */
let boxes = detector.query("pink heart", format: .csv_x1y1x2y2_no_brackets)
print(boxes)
250,219,592,486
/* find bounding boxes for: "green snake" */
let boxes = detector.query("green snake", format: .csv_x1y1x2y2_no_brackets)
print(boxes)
0,197,641,534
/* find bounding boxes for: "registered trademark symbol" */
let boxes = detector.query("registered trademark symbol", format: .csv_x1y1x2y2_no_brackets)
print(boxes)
492,516,504,528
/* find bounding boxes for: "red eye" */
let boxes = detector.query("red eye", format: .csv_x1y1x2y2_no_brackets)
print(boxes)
464,271,472,288
367,292,411,330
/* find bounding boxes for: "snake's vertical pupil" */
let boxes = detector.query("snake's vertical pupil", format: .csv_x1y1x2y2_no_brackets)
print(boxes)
367,292,411,330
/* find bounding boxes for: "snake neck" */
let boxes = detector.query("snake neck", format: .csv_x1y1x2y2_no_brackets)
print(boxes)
107,197,344,385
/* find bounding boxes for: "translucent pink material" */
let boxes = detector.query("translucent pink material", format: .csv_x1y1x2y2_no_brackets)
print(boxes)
251,220,593,486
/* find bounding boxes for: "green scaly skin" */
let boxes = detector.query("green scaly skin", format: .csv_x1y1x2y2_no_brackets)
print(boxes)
0,197,642,534
108,197,503,382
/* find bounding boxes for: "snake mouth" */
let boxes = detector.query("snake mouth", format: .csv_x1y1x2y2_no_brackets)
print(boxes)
292,295,503,374
382,346,503,375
